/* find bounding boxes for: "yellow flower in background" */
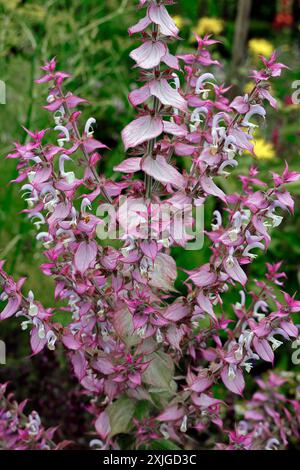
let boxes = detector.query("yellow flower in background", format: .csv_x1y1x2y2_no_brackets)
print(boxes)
195,17,224,36
172,15,184,30
253,138,276,160
248,38,274,57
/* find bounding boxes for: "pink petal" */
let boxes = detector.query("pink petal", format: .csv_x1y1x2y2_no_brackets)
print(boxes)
65,95,87,109
95,411,111,441
83,138,108,153
157,406,184,422
276,190,294,213
48,202,71,228
93,357,115,375
140,240,158,260
166,324,185,350
130,40,167,69
253,337,274,363
224,257,247,286
174,143,196,156
62,334,81,350
114,157,142,173
150,253,177,291
30,327,47,355
230,96,250,114
187,264,217,287
128,83,151,106
190,375,213,393
74,241,98,274
280,320,298,337
192,393,224,408
163,121,188,137
244,410,265,421
32,166,52,184
163,301,190,322
149,79,187,111
259,88,278,109
128,15,151,35
71,351,87,381
35,74,53,84
230,128,254,152
148,4,179,37
197,291,217,321
221,366,245,395
129,372,141,386
201,175,227,202
0,296,22,320
44,99,63,112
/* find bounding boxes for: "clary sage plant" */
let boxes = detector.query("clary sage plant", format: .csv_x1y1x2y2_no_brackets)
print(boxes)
0,0,299,450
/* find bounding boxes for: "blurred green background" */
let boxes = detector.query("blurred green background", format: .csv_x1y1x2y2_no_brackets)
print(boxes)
0,0,299,335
